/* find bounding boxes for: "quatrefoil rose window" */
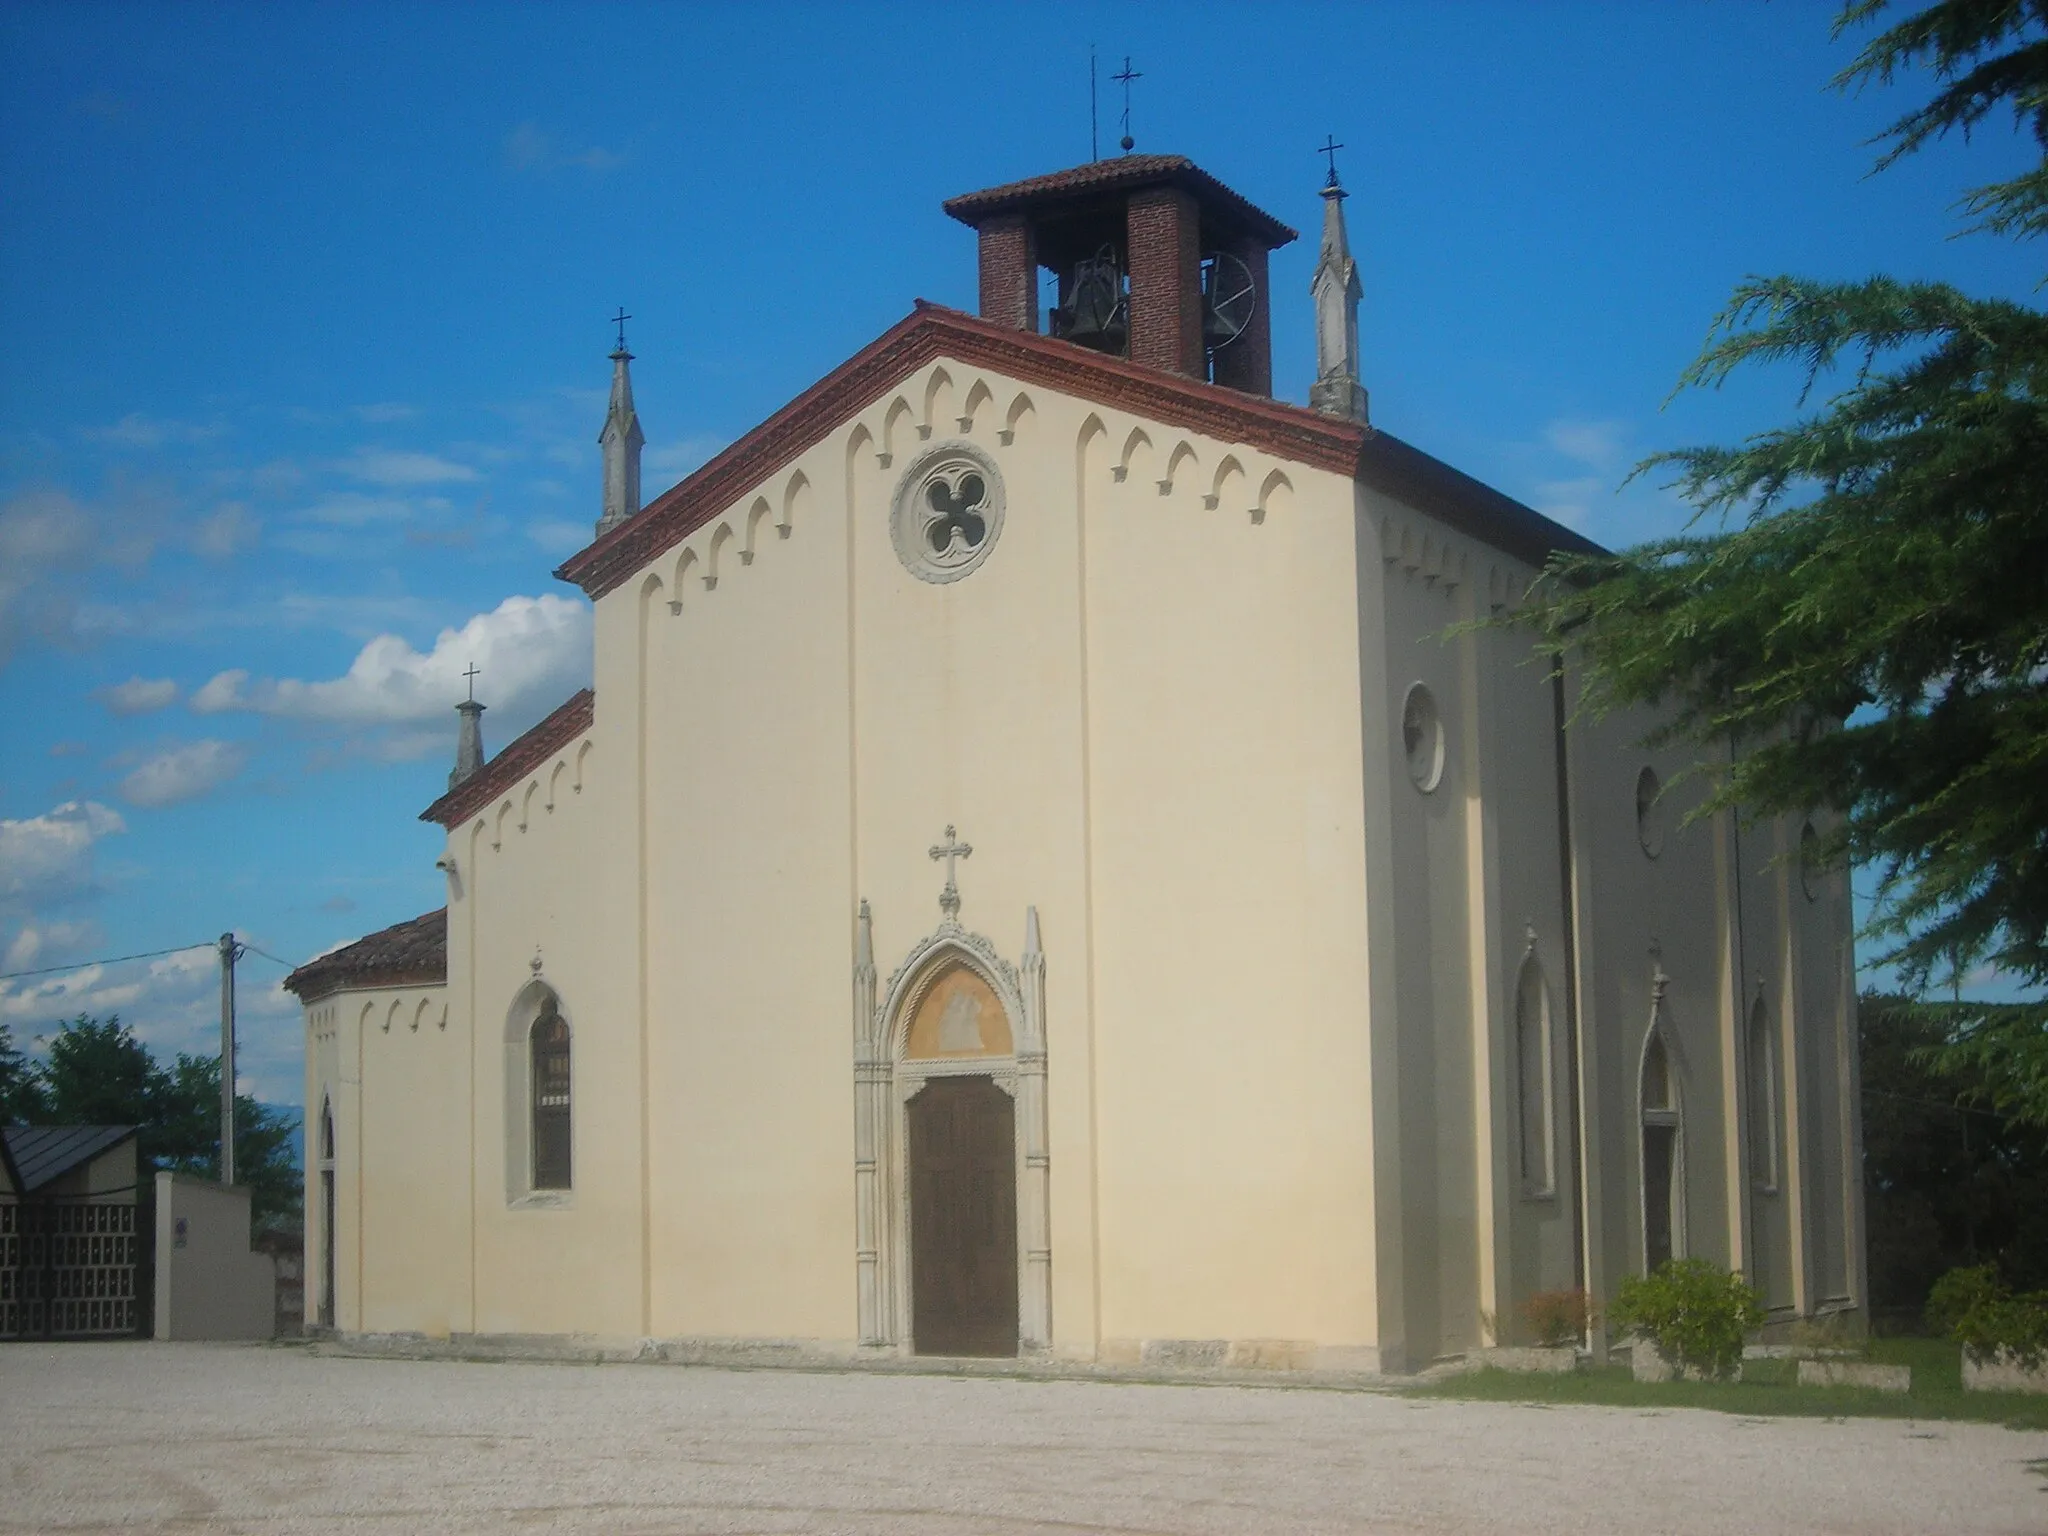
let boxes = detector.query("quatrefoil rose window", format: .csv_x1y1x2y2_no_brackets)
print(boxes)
891,441,1005,583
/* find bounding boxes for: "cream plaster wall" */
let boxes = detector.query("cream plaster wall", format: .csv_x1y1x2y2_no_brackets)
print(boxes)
303,352,1864,1366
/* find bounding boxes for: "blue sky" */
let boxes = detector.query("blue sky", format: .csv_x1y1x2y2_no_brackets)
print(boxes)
2,2,2038,1107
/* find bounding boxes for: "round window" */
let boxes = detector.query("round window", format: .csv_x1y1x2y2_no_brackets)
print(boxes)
1401,683,1444,792
1635,767,1664,859
890,440,1005,584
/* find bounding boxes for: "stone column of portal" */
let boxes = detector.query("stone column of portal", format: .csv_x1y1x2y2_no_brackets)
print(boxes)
1017,906,1052,1354
851,902,888,1345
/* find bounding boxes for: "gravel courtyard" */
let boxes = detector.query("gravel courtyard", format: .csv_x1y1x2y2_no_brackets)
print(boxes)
2,1343,2043,1535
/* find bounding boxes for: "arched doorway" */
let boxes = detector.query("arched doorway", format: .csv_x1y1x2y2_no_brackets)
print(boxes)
908,1074,1018,1356
852,900,1051,1357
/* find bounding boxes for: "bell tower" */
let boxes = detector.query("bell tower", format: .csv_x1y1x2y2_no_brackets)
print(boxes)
943,157,1296,395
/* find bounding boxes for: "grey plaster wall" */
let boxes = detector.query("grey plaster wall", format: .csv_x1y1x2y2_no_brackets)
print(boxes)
153,1172,275,1341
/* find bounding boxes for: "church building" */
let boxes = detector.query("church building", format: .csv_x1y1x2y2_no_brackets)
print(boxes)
286,153,1865,1371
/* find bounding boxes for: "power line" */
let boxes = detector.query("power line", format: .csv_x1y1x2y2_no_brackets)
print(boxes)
238,943,298,970
0,942,215,983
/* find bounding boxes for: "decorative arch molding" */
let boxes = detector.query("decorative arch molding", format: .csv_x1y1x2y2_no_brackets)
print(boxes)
852,900,1049,1356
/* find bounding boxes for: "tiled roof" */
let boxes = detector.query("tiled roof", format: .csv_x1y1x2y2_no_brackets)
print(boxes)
418,688,594,830
2,1124,137,1194
284,908,448,1003
942,156,1298,246
555,302,1602,603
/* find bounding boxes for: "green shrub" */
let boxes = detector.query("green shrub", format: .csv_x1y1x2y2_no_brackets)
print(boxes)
1927,1264,2007,1338
1929,1264,2048,1369
1610,1259,1763,1381
1520,1287,1592,1348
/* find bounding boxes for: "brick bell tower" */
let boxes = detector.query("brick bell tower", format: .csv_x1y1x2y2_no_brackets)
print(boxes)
943,156,1297,396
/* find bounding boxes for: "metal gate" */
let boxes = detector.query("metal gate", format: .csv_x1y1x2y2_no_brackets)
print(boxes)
0,1198,141,1340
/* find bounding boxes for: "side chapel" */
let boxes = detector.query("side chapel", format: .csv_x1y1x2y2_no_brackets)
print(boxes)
286,153,1865,1370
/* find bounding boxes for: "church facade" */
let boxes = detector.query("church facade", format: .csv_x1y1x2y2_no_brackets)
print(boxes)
287,156,1864,1372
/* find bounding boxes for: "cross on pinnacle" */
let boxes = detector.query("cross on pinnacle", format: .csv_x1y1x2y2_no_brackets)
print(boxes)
611,307,631,354
929,824,973,919
463,662,481,702
1319,134,1345,189
1113,56,1141,153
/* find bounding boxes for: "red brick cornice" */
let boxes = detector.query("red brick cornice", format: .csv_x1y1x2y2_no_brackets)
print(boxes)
554,303,1602,603
419,688,594,830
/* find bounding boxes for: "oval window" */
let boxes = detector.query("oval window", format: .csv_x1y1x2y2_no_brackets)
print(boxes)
1635,766,1664,859
1402,684,1444,793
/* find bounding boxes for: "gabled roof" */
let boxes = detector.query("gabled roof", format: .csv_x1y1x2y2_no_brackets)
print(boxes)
942,155,1298,247
418,688,594,830
284,908,448,1003
2,1124,137,1194
555,301,1603,605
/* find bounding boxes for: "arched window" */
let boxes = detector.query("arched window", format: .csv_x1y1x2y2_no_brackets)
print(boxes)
317,1097,336,1329
1641,1031,1682,1272
1747,999,1778,1191
1516,958,1554,1196
530,997,572,1190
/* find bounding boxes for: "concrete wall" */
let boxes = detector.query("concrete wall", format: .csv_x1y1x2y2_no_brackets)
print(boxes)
153,1172,274,1341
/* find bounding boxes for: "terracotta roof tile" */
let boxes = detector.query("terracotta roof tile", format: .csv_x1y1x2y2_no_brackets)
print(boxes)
942,156,1298,246
284,909,447,1003
419,688,594,830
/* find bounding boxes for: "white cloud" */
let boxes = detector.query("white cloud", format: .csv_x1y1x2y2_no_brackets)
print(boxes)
1545,418,1628,470
1531,475,1605,530
0,801,126,905
191,501,260,556
189,669,249,713
81,413,225,450
2,918,98,974
645,434,727,480
294,491,415,527
504,123,625,174
341,449,479,487
353,402,416,424
96,676,179,715
526,518,592,555
189,594,591,752
117,739,249,808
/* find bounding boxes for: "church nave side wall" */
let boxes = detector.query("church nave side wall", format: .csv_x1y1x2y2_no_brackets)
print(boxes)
454,715,645,1337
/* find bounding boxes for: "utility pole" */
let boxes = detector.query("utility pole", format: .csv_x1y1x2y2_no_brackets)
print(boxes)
218,932,239,1186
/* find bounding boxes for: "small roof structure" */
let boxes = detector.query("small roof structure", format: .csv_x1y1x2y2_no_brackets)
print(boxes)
285,907,449,1003
2,1124,138,1194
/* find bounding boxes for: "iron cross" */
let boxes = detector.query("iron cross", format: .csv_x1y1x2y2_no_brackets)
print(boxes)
1319,134,1345,188
463,662,481,702
1114,56,1142,151
611,307,631,351
929,825,973,918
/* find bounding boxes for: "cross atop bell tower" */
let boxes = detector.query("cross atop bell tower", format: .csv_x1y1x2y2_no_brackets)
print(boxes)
596,310,645,539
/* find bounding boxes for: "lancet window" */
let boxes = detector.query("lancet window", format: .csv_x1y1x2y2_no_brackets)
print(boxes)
530,995,572,1190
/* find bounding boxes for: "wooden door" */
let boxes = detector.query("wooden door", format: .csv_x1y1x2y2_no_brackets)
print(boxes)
908,1075,1018,1356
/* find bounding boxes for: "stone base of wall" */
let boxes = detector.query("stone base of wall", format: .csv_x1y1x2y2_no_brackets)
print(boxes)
1473,1346,1577,1375
1963,1349,2048,1394
1796,1360,1911,1392
315,1330,1398,1385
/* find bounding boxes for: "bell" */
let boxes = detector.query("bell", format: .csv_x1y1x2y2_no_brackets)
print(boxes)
1052,247,1127,353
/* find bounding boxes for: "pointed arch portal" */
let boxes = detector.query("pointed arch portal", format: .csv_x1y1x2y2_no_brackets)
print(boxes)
852,900,1049,1357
